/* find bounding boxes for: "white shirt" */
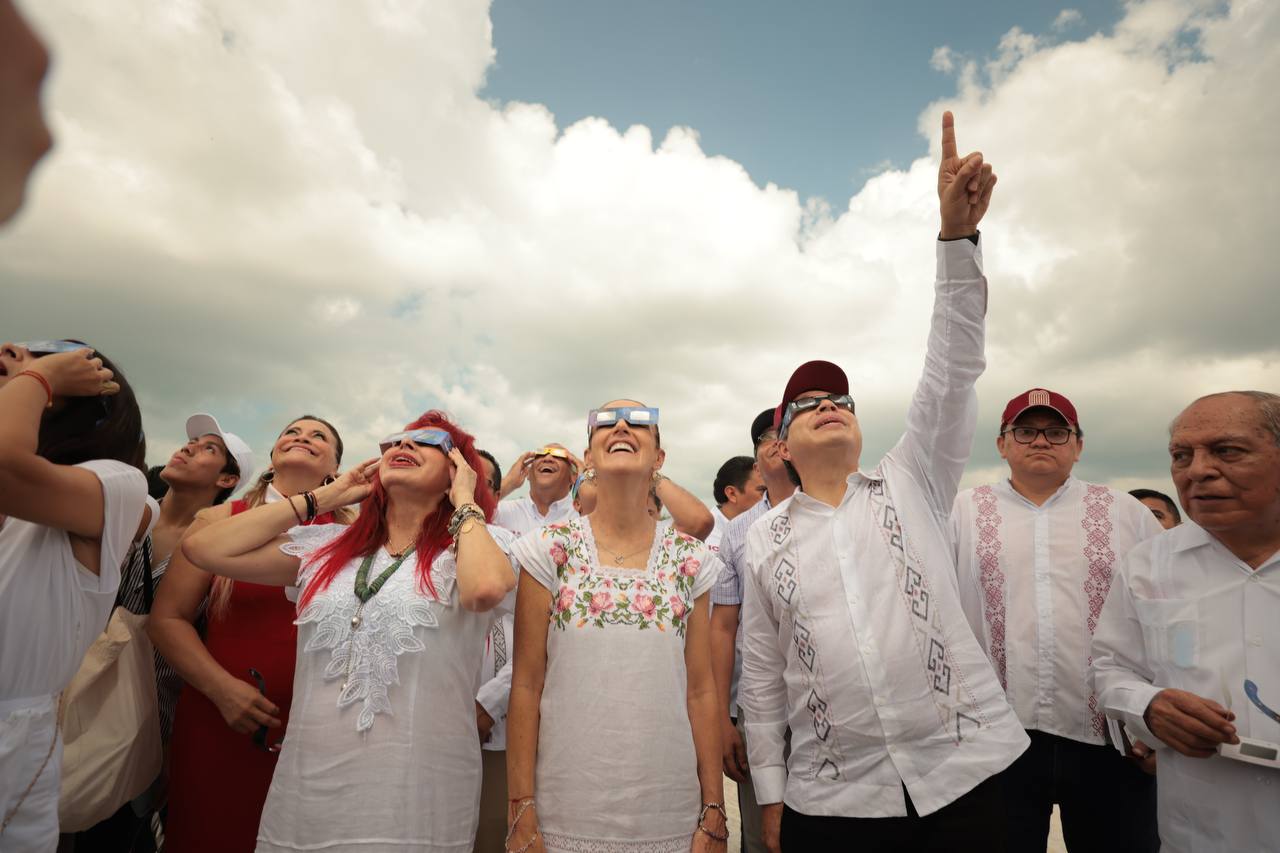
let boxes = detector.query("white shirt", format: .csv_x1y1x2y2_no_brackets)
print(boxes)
1090,523,1280,853
0,460,147,850
258,523,519,853
739,237,1029,818
707,506,730,552
482,494,578,750
952,478,1162,744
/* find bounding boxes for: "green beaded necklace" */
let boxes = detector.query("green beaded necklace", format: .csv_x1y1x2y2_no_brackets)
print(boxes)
354,546,416,603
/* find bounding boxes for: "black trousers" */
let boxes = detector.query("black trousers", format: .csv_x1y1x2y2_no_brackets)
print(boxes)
1000,729,1158,853
780,772,1006,852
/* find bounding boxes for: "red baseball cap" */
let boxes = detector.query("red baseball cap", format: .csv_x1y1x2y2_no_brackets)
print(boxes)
775,361,849,428
1001,388,1080,429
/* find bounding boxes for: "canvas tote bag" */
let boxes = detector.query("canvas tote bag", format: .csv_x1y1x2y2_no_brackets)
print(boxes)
57,541,162,831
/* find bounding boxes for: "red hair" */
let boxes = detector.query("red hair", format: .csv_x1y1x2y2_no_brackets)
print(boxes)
297,411,497,610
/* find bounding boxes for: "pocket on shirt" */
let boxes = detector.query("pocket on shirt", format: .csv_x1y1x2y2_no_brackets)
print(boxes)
1133,598,1199,669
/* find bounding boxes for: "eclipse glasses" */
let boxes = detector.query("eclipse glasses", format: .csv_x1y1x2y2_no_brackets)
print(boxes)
16,340,91,355
379,428,454,456
779,394,855,436
587,407,659,437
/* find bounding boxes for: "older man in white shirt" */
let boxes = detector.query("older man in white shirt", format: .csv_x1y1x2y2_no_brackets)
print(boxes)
952,388,1162,851
740,112,1028,852
1091,390,1280,853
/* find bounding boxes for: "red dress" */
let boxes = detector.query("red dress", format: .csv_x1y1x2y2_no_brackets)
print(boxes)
165,501,338,853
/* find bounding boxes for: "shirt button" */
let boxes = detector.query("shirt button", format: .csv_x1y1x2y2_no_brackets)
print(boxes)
1252,636,1264,647
875,697,886,707
1250,574,1261,583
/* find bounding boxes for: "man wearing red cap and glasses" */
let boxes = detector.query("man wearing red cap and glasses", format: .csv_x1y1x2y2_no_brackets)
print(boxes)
738,113,1028,851
951,389,1162,851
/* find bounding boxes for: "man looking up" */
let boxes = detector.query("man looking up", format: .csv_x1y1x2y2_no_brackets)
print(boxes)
1129,487,1181,530
951,389,1162,851
711,408,796,853
1092,391,1280,853
475,442,581,852
739,112,1029,852
709,455,766,550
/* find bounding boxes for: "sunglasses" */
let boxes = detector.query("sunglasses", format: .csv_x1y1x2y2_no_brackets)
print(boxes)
779,394,855,436
587,407,659,436
15,340,91,355
248,668,284,753
378,428,454,456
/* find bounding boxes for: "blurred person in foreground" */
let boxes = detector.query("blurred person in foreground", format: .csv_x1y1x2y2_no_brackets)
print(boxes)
739,113,1029,852
952,389,1162,851
710,408,796,853
0,0,53,224
1091,391,1280,853
0,341,148,851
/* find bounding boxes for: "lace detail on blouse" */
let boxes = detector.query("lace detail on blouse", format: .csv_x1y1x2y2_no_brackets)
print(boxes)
541,831,690,853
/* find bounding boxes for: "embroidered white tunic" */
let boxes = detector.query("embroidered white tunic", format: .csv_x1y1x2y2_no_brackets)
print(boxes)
951,478,1162,743
1090,523,1280,853
512,518,721,853
481,495,578,751
739,237,1029,819
256,524,518,853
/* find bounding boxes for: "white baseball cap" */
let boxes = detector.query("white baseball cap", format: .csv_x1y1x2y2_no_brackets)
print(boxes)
185,413,255,494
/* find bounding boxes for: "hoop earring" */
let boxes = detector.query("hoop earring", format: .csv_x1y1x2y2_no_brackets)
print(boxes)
261,470,275,483
322,474,336,486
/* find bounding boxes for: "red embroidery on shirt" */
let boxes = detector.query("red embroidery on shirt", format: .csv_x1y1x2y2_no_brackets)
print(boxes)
1082,485,1116,738
973,485,1007,691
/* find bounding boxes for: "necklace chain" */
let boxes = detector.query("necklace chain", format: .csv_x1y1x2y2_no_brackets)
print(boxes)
597,540,650,566
340,546,415,693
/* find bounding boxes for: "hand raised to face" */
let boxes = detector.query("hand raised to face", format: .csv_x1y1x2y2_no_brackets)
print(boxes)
937,111,997,239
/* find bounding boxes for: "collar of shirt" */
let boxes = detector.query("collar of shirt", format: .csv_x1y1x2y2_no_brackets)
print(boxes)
996,475,1078,510
1172,520,1280,572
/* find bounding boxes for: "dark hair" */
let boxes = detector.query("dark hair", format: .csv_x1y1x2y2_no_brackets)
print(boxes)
213,450,241,506
476,448,502,495
783,459,802,488
37,348,146,475
146,465,170,500
713,456,757,506
1129,488,1180,524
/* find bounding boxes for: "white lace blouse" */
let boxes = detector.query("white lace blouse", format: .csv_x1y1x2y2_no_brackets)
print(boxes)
256,523,518,853
512,518,721,853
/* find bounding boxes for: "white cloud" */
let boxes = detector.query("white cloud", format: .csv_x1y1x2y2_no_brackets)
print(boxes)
3,0,1276,504
1053,9,1084,30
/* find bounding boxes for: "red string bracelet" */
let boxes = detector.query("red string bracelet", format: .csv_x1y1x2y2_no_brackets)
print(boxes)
14,371,53,408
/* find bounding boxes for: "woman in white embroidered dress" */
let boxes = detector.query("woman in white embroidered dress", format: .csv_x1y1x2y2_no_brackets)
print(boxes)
183,411,518,853
507,400,728,853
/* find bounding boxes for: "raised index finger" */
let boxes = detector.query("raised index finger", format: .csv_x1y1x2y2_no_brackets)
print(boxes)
941,111,958,162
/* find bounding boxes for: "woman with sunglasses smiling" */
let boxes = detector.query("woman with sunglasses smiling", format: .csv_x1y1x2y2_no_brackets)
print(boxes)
182,411,518,853
507,401,727,853
0,341,148,850
151,414,352,853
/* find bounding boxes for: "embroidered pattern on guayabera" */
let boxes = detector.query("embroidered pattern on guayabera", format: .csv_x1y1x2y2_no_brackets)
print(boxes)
973,485,1007,690
491,621,508,675
295,557,451,733
868,475,988,742
539,831,691,853
1082,485,1116,739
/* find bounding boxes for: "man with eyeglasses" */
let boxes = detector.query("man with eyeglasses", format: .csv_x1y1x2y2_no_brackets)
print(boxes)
951,388,1163,851
738,112,1029,851
474,442,582,851
710,408,796,853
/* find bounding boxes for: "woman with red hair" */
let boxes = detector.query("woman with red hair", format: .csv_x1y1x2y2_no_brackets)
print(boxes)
183,411,518,852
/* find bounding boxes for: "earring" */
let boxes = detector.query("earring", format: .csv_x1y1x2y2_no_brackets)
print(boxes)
261,470,275,483
322,474,336,486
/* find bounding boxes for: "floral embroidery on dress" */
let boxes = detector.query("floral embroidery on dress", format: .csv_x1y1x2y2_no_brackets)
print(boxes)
291,544,456,733
546,519,702,636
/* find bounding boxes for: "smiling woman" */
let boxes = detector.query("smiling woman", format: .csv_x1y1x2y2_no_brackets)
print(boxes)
149,413,352,853
178,410,520,852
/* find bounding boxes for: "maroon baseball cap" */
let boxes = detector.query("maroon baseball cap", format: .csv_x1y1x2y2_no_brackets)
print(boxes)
774,361,849,429
1001,388,1080,429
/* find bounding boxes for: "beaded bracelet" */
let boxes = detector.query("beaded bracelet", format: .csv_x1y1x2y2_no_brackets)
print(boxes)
302,490,318,522
14,371,53,408
697,802,729,842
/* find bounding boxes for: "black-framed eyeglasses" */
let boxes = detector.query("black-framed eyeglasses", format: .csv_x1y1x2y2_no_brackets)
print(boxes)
780,394,855,436
1002,426,1077,445
248,668,284,753
755,429,780,448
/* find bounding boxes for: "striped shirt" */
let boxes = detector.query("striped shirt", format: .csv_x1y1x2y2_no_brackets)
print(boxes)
115,536,184,743
709,495,771,715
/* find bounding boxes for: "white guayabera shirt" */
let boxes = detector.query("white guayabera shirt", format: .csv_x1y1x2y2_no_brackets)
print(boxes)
951,477,1163,743
1090,523,1280,853
740,238,1029,819
482,494,578,751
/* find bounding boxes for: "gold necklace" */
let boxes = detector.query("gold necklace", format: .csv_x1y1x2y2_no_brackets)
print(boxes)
597,541,651,566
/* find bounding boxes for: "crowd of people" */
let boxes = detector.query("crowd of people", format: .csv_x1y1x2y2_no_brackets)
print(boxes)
2,4,1278,853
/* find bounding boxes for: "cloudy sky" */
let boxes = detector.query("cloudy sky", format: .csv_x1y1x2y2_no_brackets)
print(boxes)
3,0,1276,503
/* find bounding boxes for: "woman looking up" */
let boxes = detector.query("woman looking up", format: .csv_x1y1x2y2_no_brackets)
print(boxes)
0,341,148,851
506,400,727,853
150,415,352,853
182,411,518,852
